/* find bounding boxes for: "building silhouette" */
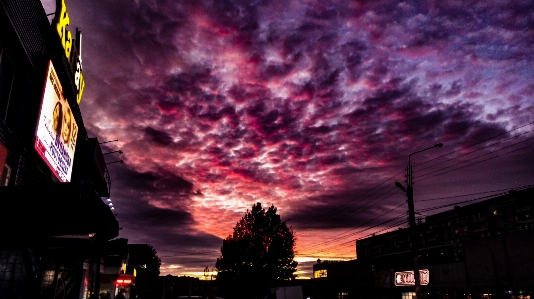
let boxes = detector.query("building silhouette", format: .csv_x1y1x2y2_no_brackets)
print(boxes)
313,186,534,299
0,0,123,298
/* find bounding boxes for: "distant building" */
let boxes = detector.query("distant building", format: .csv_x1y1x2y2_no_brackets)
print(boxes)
313,186,534,299
159,275,202,298
356,188,534,260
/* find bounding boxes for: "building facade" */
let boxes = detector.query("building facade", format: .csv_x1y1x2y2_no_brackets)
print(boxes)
313,187,534,299
0,0,121,298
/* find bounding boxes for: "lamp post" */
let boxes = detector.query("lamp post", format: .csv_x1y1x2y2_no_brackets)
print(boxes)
396,143,442,299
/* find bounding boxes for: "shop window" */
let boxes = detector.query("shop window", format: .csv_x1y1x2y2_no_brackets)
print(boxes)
336,292,348,299
313,269,327,278
402,292,416,299
41,270,55,288
0,43,15,121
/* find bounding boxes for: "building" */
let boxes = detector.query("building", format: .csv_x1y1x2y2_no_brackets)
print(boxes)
159,275,202,299
313,186,534,299
0,0,121,298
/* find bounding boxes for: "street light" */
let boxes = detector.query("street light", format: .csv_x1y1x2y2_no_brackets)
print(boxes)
395,143,442,299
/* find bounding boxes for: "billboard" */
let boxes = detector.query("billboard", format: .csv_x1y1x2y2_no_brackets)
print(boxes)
35,61,78,182
394,269,429,286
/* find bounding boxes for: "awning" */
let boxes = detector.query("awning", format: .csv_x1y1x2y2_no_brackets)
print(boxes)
0,181,119,243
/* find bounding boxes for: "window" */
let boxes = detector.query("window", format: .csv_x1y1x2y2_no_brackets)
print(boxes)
402,292,416,299
1,163,11,186
0,43,15,121
313,269,327,278
336,292,348,299
40,270,55,288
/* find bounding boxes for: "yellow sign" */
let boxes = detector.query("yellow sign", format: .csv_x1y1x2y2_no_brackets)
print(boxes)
56,0,72,63
54,0,86,104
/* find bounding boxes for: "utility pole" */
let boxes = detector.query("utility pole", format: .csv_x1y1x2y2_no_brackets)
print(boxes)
406,173,420,298
396,143,442,299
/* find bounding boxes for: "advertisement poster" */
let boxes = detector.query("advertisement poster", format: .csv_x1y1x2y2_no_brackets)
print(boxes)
35,61,78,182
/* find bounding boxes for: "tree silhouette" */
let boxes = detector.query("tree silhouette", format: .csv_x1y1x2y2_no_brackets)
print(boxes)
216,203,297,298
128,244,161,299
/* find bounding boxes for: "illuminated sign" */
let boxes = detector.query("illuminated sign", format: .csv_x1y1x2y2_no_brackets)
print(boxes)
313,269,327,278
35,61,79,182
54,0,85,104
394,269,429,286
116,278,132,284
116,274,135,286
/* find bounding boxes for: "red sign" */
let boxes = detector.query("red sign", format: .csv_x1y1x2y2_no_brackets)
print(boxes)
115,274,135,286
394,269,429,286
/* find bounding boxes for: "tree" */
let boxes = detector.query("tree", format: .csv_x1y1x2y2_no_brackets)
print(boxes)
127,244,161,299
216,203,298,298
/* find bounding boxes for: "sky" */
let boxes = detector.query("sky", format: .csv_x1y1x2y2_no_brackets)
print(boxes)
41,0,534,279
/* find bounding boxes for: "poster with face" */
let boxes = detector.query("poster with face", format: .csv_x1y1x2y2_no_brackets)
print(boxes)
35,61,78,182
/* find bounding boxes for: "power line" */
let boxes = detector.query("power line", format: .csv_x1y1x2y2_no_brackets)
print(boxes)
303,184,533,257
303,183,532,254
417,189,519,214
303,195,405,251
296,170,405,231
297,121,533,247
301,121,534,245
304,184,402,232
417,128,534,176
415,184,534,203
303,207,408,255
303,217,408,257
417,121,534,168
418,139,534,182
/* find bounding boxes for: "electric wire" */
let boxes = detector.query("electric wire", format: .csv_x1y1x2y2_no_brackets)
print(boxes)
306,184,533,258
300,123,534,249
325,215,408,249
417,139,534,182
295,170,405,231
415,184,534,203
305,217,409,257
182,122,534,268
302,183,402,234
339,217,409,252
411,123,534,181
301,183,533,253
416,121,534,168
416,185,533,218
302,149,531,262
303,195,406,251
302,164,530,258
416,129,534,178
303,217,408,257
417,188,527,215
303,204,408,255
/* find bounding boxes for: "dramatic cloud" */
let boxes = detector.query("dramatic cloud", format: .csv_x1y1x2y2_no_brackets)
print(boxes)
43,0,534,278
